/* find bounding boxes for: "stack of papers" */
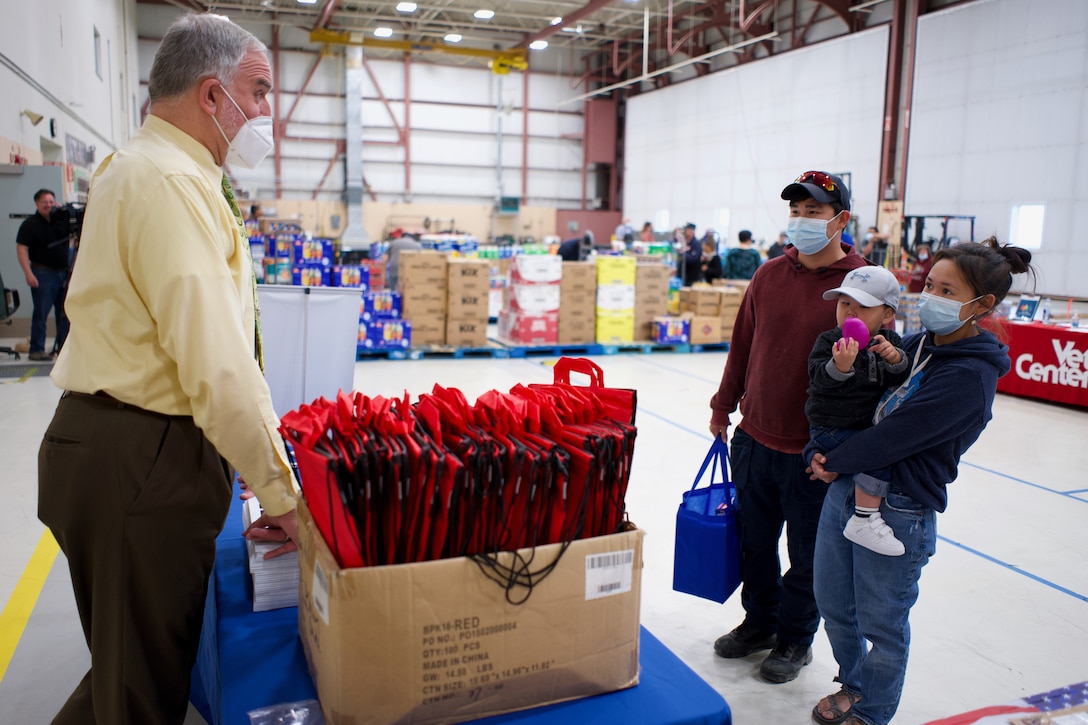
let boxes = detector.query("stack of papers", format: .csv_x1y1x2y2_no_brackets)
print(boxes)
242,497,299,612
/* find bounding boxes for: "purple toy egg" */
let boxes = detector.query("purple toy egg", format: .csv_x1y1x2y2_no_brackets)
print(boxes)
841,317,871,347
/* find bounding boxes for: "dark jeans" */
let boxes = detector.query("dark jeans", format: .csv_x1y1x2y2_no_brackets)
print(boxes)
39,392,232,725
730,427,825,646
29,264,69,354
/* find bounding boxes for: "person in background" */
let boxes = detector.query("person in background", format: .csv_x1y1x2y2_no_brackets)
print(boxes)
767,231,788,259
640,221,655,243
861,226,890,266
723,230,763,280
701,238,723,283
385,233,424,291
680,222,702,286
37,14,299,725
908,243,934,293
557,230,595,261
809,238,1033,725
614,217,635,245
709,170,867,684
16,188,71,361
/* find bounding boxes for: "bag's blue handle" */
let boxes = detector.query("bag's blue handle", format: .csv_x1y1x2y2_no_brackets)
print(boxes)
689,437,735,514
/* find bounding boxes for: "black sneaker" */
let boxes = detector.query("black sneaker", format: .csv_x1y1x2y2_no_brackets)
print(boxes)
713,622,777,659
759,641,813,683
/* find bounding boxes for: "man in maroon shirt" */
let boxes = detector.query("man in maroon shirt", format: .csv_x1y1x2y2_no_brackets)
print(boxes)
708,171,868,683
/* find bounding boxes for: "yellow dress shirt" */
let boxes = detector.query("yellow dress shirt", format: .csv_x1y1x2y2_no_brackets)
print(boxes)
53,115,296,516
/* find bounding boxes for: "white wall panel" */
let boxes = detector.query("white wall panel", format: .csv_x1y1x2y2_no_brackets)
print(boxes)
907,0,1088,297
625,26,889,243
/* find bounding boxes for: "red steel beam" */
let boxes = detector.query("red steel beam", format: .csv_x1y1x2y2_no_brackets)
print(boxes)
362,56,405,144
878,0,907,201
312,139,346,200
311,0,342,32
897,0,924,202
515,0,619,49
283,52,324,127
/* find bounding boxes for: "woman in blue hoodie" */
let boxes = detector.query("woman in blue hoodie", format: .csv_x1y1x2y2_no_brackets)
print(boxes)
808,238,1034,725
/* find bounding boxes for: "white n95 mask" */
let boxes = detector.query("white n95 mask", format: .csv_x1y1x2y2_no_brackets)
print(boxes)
212,84,274,169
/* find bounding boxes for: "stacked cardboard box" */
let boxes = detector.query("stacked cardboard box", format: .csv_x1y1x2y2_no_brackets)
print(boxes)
634,264,671,341
446,258,490,348
399,250,448,347
358,290,410,351
679,288,723,345
499,255,562,344
559,262,597,344
718,286,744,343
596,257,637,343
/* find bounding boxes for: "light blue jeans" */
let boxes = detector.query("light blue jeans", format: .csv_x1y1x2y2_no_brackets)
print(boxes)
813,479,937,725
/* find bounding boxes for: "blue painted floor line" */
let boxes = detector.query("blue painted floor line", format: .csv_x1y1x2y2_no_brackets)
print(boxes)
628,356,724,386
938,534,1088,603
959,460,1088,503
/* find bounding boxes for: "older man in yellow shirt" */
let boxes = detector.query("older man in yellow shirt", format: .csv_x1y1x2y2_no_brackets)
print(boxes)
38,14,297,724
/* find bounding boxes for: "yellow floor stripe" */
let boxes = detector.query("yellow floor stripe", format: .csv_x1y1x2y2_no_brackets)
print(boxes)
0,530,60,683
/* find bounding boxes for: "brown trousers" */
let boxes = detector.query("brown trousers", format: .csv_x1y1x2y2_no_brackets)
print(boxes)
38,392,232,725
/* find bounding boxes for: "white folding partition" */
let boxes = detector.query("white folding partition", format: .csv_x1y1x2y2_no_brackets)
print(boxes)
257,285,362,418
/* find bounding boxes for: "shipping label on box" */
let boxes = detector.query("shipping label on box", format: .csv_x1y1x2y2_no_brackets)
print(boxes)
596,256,637,286
596,284,636,312
361,290,402,321
297,501,641,725
445,317,488,348
510,255,563,284
359,318,412,350
506,284,561,314
653,316,690,344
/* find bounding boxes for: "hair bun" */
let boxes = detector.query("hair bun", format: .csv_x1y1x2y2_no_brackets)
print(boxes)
1000,244,1032,275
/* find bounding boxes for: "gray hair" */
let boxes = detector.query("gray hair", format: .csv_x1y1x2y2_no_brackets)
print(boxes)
148,14,266,102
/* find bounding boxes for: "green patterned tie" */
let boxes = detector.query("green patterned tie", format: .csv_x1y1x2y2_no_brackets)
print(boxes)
222,175,265,373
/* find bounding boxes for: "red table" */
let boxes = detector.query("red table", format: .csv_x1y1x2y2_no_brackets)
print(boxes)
997,320,1088,408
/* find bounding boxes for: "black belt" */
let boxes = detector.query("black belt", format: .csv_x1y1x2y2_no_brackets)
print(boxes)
61,390,186,420
31,263,67,272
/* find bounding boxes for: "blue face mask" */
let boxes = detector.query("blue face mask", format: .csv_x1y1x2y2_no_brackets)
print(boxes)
787,212,841,255
918,292,982,335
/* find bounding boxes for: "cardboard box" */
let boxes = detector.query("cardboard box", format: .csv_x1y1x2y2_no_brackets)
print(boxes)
447,290,489,319
446,317,488,348
409,314,446,347
297,500,642,725
292,264,330,287
361,290,402,322
497,310,559,344
559,290,596,320
359,318,412,350
596,256,637,286
400,251,449,289
402,289,448,319
635,264,672,297
510,255,563,284
634,296,669,317
506,284,561,314
679,288,721,316
652,316,690,344
596,311,635,344
331,265,370,290
688,315,723,345
447,259,491,296
560,262,598,294
558,316,596,345
595,284,636,312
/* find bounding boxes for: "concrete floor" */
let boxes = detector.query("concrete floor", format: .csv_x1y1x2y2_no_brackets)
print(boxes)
2,345,1086,724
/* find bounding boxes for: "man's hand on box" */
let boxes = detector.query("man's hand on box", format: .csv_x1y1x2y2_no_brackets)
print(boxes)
244,508,299,560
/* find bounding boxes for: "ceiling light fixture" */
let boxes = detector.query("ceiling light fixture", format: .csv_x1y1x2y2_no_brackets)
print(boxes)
550,16,562,25
395,1,417,12
444,33,463,43
296,0,318,4
474,8,495,20
529,40,548,50
374,26,394,37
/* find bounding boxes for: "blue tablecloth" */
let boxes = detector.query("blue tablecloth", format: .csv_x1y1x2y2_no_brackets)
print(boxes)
192,493,731,725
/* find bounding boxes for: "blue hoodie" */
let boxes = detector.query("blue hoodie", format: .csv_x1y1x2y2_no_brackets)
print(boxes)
822,328,1011,512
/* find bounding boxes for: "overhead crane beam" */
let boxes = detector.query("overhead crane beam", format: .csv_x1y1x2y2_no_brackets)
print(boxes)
309,28,528,73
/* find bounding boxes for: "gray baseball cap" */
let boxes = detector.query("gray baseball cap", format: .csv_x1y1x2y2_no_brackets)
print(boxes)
822,266,900,311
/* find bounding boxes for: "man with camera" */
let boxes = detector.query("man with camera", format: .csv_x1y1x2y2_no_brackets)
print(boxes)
16,188,70,361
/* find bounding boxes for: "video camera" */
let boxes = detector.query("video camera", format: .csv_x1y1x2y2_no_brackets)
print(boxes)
51,202,86,240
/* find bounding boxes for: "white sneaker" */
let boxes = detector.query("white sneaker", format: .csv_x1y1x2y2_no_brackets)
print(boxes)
844,512,905,556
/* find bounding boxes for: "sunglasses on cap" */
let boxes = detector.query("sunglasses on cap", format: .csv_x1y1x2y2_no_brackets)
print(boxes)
795,171,837,193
